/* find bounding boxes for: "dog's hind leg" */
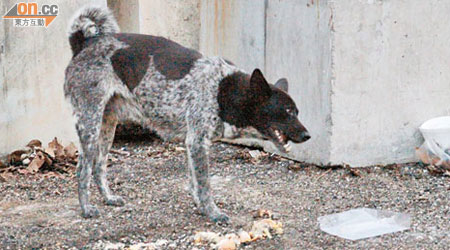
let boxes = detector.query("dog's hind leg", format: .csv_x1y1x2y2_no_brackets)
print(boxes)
185,113,230,223
93,100,125,207
75,106,104,218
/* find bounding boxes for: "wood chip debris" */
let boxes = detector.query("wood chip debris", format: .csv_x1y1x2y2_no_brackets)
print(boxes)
248,150,264,159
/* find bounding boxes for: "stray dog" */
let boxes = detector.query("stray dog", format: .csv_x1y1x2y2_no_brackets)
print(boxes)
64,6,310,223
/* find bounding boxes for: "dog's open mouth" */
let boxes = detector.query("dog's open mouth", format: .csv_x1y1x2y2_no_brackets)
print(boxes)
270,128,291,153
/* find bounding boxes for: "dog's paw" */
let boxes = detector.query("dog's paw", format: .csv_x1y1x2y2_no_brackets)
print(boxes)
105,195,125,206
81,205,100,218
209,211,230,224
201,202,230,224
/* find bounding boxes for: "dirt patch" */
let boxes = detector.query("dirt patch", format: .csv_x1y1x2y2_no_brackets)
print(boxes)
0,139,449,249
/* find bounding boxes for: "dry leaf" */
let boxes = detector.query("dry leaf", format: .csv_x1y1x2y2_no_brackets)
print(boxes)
349,168,361,177
0,159,7,169
18,169,30,175
26,151,46,174
26,139,42,149
64,142,78,159
42,172,66,179
48,137,64,159
287,164,303,171
8,149,30,164
41,151,53,166
45,147,56,158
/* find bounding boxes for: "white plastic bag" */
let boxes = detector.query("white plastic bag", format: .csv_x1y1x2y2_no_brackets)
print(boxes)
318,208,411,240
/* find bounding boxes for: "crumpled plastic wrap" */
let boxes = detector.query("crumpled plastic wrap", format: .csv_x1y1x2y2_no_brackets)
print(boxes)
417,116,450,174
416,143,450,173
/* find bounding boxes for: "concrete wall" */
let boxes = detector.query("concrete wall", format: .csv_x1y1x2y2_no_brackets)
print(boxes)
265,0,333,164
329,0,450,166
199,0,450,166
107,0,200,50
107,0,140,33
0,0,106,154
138,0,200,50
199,0,265,72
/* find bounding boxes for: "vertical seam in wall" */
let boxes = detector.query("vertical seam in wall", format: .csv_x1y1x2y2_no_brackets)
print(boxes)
137,0,142,33
328,0,336,164
263,0,268,72
1,3,7,96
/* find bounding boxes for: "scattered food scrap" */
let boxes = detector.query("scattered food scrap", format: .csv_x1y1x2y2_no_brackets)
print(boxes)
254,209,273,219
193,232,222,245
250,219,283,240
193,210,283,249
93,239,169,250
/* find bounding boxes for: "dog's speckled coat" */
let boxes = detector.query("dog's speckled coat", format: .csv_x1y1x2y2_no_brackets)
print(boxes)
65,6,240,222
65,6,309,223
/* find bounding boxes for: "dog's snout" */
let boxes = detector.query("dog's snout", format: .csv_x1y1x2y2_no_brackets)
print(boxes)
301,131,311,142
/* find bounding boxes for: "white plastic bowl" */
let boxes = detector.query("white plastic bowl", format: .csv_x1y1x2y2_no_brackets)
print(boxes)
419,116,450,155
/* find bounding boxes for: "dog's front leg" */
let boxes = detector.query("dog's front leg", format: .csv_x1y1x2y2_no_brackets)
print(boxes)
185,126,229,223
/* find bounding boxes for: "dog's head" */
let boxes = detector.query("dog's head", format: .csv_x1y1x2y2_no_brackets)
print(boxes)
218,69,310,153
247,69,310,152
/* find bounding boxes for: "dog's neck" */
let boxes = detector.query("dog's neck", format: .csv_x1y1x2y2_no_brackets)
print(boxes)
217,72,256,128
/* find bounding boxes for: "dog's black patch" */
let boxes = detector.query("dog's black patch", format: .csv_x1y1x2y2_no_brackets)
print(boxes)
111,33,202,91
218,72,249,127
69,30,87,57
217,69,272,128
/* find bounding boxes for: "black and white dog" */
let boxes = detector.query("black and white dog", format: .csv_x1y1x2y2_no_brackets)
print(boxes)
64,6,310,223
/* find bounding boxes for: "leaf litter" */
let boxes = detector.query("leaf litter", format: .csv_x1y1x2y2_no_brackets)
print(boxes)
2,137,78,178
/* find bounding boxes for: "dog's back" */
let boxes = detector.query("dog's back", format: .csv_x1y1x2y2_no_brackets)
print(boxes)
66,7,240,141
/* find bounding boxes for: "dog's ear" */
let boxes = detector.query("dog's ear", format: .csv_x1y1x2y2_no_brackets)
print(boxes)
249,68,272,102
275,78,288,92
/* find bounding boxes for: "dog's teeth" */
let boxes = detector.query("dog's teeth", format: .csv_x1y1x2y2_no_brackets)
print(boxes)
283,143,292,152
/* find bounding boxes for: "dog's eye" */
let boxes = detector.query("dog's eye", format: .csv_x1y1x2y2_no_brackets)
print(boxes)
286,109,296,117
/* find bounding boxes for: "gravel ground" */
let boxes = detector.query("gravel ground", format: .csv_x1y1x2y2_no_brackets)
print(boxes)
0,137,449,249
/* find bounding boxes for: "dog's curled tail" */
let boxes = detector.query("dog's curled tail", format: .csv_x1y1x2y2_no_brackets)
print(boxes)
67,6,119,55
